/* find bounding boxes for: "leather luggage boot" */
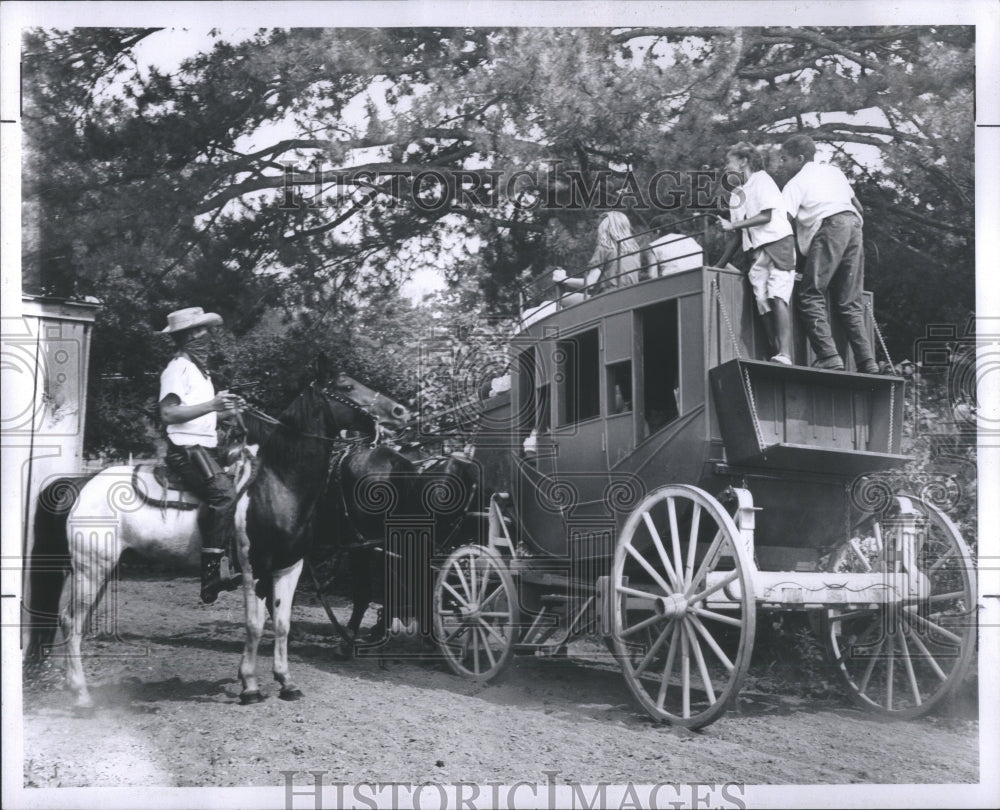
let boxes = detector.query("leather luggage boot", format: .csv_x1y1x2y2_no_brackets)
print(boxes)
201,551,241,604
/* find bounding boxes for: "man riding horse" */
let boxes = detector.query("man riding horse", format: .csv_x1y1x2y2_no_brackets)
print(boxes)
157,306,244,603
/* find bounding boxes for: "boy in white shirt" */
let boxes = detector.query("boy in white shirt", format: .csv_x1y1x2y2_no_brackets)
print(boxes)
780,134,879,373
717,142,795,364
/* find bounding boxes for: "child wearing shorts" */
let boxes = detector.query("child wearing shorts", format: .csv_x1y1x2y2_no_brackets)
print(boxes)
717,142,796,365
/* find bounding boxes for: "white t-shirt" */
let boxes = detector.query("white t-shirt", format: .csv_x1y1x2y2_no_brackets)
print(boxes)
781,161,861,253
159,355,218,447
649,233,703,276
728,170,793,252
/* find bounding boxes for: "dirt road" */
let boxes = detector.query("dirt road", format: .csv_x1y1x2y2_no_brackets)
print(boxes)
20,572,980,791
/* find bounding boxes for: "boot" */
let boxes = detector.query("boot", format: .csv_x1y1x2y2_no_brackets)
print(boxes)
201,551,241,604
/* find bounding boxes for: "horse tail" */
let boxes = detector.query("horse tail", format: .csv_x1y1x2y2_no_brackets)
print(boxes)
24,476,89,665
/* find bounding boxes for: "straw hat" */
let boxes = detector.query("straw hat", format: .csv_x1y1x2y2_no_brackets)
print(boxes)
159,307,223,334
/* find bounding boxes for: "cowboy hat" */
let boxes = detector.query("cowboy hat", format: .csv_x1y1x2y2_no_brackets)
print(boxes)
159,307,223,334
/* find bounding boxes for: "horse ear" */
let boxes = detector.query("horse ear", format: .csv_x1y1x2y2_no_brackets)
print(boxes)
314,352,332,384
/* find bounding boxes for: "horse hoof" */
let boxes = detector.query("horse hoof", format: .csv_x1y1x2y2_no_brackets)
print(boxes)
72,704,96,718
239,690,265,705
279,687,303,701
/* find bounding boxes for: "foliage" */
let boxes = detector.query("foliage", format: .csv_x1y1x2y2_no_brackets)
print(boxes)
20,26,975,456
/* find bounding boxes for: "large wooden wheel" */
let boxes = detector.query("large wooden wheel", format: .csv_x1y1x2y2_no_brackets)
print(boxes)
432,545,519,681
822,495,977,717
609,485,756,728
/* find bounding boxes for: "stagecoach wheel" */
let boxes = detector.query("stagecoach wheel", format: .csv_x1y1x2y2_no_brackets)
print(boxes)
822,495,976,718
610,485,756,729
433,545,519,682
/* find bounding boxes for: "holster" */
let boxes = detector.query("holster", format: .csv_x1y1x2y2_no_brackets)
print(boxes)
186,444,223,482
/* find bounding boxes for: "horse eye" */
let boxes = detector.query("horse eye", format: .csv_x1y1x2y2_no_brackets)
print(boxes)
392,405,406,418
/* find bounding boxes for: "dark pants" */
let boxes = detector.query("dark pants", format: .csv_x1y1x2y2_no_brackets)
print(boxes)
796,211,875,367
166,441,238,554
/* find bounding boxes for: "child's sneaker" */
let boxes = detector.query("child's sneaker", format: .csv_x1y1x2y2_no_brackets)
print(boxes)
770,354,792,365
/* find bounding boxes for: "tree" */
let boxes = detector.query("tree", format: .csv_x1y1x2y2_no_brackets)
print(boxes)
21,26,974,456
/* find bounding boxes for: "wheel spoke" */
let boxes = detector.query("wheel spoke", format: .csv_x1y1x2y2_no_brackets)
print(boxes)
687,569,738,604
617,583,664,602
655,629,680,711
686,618,717,706
666,497,685,590
681,628,691,718
479,584,505,610
927,549,956,575
685,503,702,586
476,616,507,646
642,512,682,590
690,606,743,628
472,623,480,675
442,580,470,608
477,563,491,603
688,529,725,595
477,627,498,669
687,613,734,671
857,636,884,695
443,622,471,646
898,631,922,707
625,543,676,595
904,609,963,645
452,561,472,603
634,619,675,677
621,610,667,639
467,557,480,602
902,625,948,682
885,632,896,710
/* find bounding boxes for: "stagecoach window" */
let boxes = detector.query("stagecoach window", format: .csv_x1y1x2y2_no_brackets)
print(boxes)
639,300,680,436
557,329,600,425
607,361,632,415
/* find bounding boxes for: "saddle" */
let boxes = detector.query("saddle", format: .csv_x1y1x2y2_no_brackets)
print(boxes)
131,448,260,511
132,464,201,510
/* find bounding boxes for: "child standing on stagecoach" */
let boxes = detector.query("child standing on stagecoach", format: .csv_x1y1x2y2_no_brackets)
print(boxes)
158,307,243,604
779,134,879,374
552,212,643,294
716,142,796,365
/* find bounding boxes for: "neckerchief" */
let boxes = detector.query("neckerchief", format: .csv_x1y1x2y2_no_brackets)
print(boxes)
178,334,213,379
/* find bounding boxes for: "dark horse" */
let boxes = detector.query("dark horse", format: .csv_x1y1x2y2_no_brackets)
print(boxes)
25,365,413,709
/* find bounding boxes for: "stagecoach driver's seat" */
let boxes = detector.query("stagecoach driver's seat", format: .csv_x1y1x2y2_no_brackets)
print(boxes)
157,307,245,604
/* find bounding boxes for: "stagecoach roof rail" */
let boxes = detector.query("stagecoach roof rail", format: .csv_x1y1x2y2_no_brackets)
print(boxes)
524,213,716,314
629,212,719,245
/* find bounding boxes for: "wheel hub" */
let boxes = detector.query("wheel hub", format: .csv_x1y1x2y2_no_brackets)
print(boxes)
656,593,689,618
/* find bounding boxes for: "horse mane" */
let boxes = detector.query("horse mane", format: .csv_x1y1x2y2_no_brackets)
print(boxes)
247,385,337,468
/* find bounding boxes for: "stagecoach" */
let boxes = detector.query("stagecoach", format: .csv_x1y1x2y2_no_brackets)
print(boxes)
428,234,977,729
